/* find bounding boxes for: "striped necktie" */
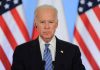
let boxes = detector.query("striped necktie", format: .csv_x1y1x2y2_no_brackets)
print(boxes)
43,44,53,70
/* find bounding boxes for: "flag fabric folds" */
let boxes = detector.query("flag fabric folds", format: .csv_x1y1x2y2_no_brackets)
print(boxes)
0,0,30,70
73,0,100,70
32,0,69,42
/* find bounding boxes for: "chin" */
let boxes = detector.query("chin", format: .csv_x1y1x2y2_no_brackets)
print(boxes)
43,35,52,39
44,36,51,39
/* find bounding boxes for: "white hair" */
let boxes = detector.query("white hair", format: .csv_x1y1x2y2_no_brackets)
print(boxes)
34,5,58,18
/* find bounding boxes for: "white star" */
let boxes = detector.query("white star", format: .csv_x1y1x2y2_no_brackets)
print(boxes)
79,7,83,12
4,3,10,9
87,1,93,7
13,0,19,4
0,1,2,6
80,0,85,4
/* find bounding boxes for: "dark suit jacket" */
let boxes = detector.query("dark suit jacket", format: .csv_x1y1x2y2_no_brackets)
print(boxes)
11,37,85,70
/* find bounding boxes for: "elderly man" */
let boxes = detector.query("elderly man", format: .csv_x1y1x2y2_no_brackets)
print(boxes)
11,5,85,70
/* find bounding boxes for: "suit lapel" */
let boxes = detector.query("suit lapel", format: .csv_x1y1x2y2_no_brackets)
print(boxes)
32,38,42,61
54,38,65,70
55,40,64,63
29,38,44,70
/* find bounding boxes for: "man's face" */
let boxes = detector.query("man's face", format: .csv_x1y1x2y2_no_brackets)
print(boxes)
35,8,58,42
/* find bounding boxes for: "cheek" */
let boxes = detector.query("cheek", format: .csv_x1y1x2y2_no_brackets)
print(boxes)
36,26,42,34
52,25,57,31
50,27,57,34
38,28,43,33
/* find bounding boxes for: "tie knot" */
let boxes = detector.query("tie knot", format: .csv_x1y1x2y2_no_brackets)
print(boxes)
45,44,50,47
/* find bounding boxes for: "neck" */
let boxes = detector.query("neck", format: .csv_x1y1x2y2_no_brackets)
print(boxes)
40,36,54,43
42,38,52,43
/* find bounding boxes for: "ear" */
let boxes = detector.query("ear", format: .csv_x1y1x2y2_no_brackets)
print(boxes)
56,20,58,28
34,19,37,28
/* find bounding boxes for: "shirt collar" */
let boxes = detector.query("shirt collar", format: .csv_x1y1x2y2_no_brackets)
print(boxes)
39,36,56,47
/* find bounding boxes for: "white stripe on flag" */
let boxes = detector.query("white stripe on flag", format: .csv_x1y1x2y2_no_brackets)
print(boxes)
76,17,100,66
16,5,27,29
0,60,5,70
73,38,93,70
99,4,100,8
86,10,100,38
2,12,26,45
0,28,13,64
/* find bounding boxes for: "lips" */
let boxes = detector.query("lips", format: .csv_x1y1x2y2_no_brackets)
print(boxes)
43,32,49,35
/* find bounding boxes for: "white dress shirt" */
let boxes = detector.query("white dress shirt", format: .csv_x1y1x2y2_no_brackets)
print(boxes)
39,36,56,61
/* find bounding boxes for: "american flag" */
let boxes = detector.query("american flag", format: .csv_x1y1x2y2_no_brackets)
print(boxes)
73,0,100,70
0,0,30,70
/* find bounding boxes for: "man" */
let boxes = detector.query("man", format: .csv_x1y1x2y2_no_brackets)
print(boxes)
11,5,85,70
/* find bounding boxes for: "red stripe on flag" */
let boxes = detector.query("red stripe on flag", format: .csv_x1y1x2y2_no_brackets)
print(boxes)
0,46,11,70
93,6,100,21
74,27,100,70
11,8,30,41
0,16,17,50
80,14,100,51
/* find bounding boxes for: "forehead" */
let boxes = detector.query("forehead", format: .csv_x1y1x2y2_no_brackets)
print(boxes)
37,7,56,12
35,7,57,18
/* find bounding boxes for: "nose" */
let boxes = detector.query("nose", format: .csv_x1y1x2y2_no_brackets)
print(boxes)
44,22,50,29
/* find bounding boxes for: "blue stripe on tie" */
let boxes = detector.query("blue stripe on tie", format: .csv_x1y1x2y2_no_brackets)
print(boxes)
43,44,53,70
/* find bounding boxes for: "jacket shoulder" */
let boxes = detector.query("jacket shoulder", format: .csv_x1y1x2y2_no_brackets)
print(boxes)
14,39,39,55
16,39,38,49
57,38,79,49
56,38,81,56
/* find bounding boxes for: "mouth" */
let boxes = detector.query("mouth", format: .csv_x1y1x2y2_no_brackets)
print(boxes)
43,32,49,35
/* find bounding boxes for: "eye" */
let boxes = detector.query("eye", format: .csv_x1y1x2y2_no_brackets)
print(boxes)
40,21,45,23
49,21,54,23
